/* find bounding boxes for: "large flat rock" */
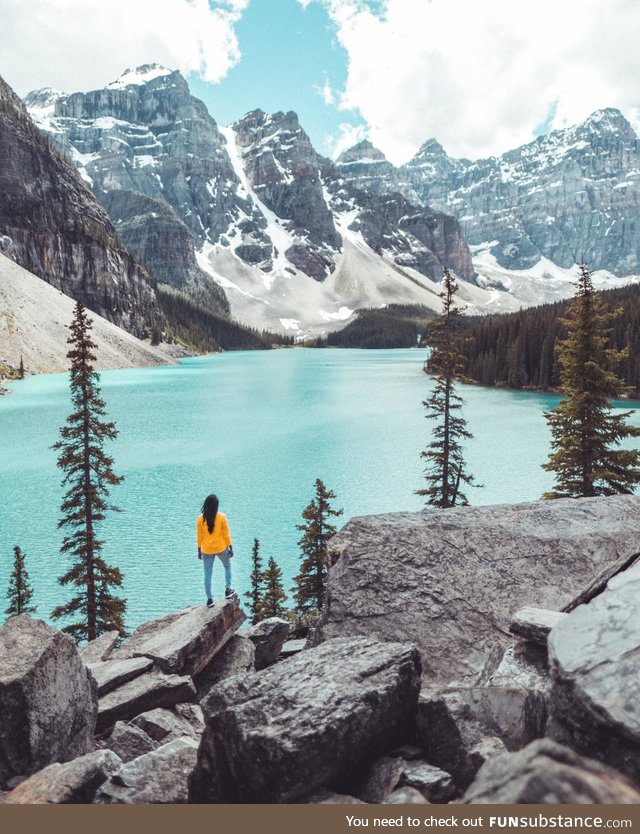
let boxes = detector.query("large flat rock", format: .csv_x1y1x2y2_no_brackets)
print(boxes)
3,750,121,804
0,616,97,785
111,598,245,677
189,636,422,803
547,560,640,785
317,496,640,683
97,672,196,732
87,656,154,696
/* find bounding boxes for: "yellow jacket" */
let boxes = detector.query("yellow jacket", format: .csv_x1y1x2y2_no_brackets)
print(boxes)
197,512,232,555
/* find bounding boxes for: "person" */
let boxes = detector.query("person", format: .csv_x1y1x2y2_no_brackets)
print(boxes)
196,494,235,607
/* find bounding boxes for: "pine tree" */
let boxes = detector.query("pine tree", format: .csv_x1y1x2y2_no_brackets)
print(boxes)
256,556,287,619
244,538,265,625
6,546,36,617
52,301,126,640
542,263,640,498
19,355,24,380
417,268,478,507
291,479,342,613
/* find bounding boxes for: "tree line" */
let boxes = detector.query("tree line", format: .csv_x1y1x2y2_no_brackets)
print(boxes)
460,283,640,395
320,304,436,349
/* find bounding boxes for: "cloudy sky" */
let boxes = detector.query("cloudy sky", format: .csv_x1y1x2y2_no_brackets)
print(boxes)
2,0,639,164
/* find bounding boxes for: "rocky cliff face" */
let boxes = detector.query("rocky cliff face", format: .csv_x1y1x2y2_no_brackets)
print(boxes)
0,76,159,337
339,109,640,275
26,66,476,334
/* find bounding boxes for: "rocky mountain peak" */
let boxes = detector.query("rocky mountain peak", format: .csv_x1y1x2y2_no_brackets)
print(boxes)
106,64,176,90
336,139,388,166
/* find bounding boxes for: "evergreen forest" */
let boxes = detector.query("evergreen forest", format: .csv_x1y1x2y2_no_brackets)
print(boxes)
460,284,640,395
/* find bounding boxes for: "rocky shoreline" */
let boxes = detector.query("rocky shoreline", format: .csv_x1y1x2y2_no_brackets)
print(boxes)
0,496,639,804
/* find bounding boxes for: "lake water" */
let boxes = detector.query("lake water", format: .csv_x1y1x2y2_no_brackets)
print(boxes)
1,348,638,632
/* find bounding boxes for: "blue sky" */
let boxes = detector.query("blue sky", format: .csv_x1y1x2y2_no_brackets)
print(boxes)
188,0,362,159
3,0,640,163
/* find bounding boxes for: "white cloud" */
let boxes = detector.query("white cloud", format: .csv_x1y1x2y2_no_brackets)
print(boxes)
2,0,249,95
301,0,640,163
328,122,369,158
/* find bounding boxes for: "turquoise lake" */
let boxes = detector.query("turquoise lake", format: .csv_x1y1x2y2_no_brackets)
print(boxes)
1,348,638,632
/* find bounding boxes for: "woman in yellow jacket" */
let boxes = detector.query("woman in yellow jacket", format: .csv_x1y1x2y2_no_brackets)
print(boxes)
196,494,234,607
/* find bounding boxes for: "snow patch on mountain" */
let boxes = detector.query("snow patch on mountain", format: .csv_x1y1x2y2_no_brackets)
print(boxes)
107,64,173,89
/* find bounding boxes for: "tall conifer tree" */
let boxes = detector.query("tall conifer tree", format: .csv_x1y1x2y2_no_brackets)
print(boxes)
256,556,287,619
6,546,36,617
52,301,126,640
244,538,265,625
291,479,342,613
418,268,478,507
542,263,640,498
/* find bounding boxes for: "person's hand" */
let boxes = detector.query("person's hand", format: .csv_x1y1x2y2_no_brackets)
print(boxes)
228,546,234,558
197,551,202,560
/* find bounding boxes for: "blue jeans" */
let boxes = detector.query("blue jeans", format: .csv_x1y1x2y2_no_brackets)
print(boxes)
202,548,232,599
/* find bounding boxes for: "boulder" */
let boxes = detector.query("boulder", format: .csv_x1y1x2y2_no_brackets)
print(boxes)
463,739,640,804
447,685,547,752
384,787,429,804
3,750,121,804
415,690,506,791
97,737,198,804
97,672,196,732
189,636,422,803
79,631,119,664
564,549,640,612
175,703,205,736
357,757,407,803
244,617,289,670
131,708,197,742
317,496,640,683
509,607,567,645
547,560,640,785
87,656,154,696
304,788,366,804
398,761,455,803
111,598,245,677
0,616,97,785
106,722,157,763
194,634,255,699
485,644,548,691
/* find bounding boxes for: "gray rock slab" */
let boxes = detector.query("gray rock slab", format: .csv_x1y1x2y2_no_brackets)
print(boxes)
280,639,307,657
304,788,366,804
175,703,205,735
485,645,548,691
97,672,196,732
509,607,567,644
3,750,121,804
547,560,640,785
194,634,255,699
0,615,97,785
245,616,290,669
415,689,507,791
190,636,422,803
450,685,547,752
131,707,197,742
564,549,640,612
317,496,640,683
399,761,455,803
87,656,154,696
97,737,198,804
79,631,120,664
106,722,157,763
112,598,245,677
463,739,640,804
357,757,406,803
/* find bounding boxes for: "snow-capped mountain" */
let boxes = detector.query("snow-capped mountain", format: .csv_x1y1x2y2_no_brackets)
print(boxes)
24,66,640,335
339,109,640,276
25,65,481,335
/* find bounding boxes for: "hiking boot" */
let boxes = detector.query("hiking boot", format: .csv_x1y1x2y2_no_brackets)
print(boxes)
225,587,236,598
206,598,214,608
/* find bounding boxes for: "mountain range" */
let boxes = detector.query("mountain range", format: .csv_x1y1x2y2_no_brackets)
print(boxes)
2,63,640,346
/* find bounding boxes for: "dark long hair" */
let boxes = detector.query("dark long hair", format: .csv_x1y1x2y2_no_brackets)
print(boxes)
202,494,219,534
